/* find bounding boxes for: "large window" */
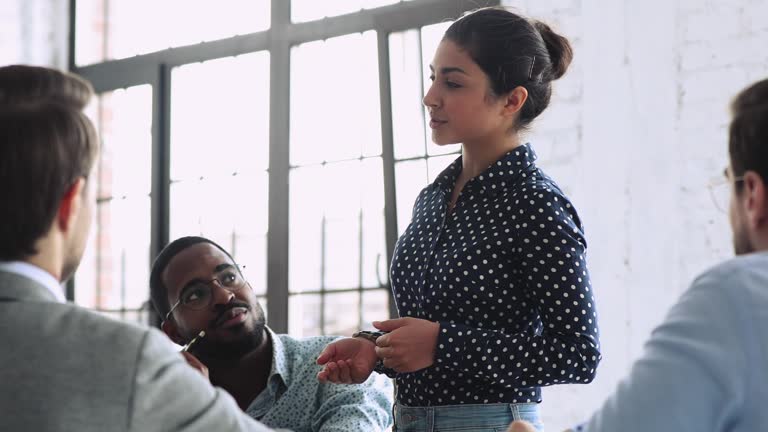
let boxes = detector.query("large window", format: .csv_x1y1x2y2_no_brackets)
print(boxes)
76,85,153,323
71,0,500,332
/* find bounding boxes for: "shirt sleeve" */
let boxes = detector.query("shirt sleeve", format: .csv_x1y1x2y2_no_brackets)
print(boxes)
313,371,393,432
128,329,283,432
576,268,747,432
433,186,601,388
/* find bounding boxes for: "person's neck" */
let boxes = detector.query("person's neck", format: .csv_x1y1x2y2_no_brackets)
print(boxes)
207,331,273,410
24,235,64,282
459,134,522,181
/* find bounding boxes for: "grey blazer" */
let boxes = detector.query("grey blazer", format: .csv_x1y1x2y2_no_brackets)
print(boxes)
0,270,278,432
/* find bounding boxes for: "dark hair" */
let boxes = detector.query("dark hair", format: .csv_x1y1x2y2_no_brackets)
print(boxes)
0,65,99,260
149,236,236,318
729,78,768,186
444,7,573,130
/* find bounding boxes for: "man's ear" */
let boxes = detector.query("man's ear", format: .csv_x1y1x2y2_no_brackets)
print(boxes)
501,86,529,117
742,171,767,230
57,178,86,233
161,319,186,345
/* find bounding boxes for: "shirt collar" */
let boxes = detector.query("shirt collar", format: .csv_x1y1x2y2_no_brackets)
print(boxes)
265,327,291,393
433,143,538,197
0,261,66,303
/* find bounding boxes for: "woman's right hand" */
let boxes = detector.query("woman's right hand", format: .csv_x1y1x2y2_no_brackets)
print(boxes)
316,337,377,384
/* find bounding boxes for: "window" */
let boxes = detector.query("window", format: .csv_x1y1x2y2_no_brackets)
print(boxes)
76,84,153,323
169,52,271,312
390,22,460,234
288,32,388,336
74,0,270,66
292,0,402,23
71,0,500,332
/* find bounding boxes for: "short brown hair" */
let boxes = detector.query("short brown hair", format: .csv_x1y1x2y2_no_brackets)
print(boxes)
0,65,99,260
729,78,768,184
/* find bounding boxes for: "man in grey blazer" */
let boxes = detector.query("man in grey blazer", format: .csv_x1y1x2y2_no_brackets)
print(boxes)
0,64,281,431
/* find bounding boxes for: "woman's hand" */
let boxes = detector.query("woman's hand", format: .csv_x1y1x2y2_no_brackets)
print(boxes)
373,317,439,373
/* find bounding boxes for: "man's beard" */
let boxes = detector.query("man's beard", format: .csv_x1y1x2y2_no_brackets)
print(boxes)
192,303,267,362
733,225,755,255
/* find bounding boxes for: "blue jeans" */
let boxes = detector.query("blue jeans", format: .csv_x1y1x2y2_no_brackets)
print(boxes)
393,402,543,432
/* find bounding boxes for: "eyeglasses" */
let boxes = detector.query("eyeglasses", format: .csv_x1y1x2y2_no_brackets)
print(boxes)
707,168,745,213
165,266,247,321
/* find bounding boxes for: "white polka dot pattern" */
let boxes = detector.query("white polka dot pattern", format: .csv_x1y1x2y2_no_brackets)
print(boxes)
388,144,601,406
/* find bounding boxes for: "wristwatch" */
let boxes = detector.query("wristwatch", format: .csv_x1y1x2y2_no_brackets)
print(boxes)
352,330,380,345
352,330,397,377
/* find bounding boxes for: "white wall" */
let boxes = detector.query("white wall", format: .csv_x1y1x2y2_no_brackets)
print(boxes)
502,0,768,429
0,0,67,67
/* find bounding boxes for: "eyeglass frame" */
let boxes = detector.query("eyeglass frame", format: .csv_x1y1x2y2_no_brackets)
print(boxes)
164,264,248,322
707,168,745,212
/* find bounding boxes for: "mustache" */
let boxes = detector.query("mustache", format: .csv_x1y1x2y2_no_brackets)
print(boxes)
209,301,252,328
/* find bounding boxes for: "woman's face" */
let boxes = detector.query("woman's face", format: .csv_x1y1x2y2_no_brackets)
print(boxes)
423,39,509,146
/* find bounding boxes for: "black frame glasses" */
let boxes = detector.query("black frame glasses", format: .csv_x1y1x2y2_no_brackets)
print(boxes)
165,265,248,321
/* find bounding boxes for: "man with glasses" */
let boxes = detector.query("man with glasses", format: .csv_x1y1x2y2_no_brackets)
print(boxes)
509,78,768,431
150,236,393,431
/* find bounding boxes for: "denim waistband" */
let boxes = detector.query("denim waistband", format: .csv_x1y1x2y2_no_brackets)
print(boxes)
394,402,540,431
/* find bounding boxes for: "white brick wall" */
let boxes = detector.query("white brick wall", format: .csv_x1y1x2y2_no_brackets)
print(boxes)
0,0,67,67
505,0,768,429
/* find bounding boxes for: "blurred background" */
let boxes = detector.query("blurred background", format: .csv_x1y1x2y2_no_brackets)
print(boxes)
2,0,767,429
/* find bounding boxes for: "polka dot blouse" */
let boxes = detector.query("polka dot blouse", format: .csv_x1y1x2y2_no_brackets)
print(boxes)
386,143,601,406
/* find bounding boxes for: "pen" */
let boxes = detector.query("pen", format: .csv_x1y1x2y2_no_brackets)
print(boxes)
181,330,206,352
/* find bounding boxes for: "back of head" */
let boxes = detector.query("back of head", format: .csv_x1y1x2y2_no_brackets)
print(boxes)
444,7,573,130
0,65,98,261
729,78,768,182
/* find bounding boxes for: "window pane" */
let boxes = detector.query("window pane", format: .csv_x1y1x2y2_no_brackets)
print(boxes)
427,154,459,183
361,288,390,327
96,86,153,199
290,158,385,292
420,21,457,157
323,291,361,335
289,165,324,293
234,234,268,297
75,85,152,318
323,160,363,290
171,52,270,182
360,158,387,288
169,173,268,296
169,51,269,300
288,294,322,338
291,0,400,23
389,30,426,160
290,31,381,165
394,159,427,234
75,0,271,66
77,195,152,311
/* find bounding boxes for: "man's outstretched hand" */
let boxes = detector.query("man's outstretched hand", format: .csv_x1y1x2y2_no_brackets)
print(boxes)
317,337,378,384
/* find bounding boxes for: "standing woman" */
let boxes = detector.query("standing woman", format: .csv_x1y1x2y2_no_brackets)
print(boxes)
318,7,601,431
